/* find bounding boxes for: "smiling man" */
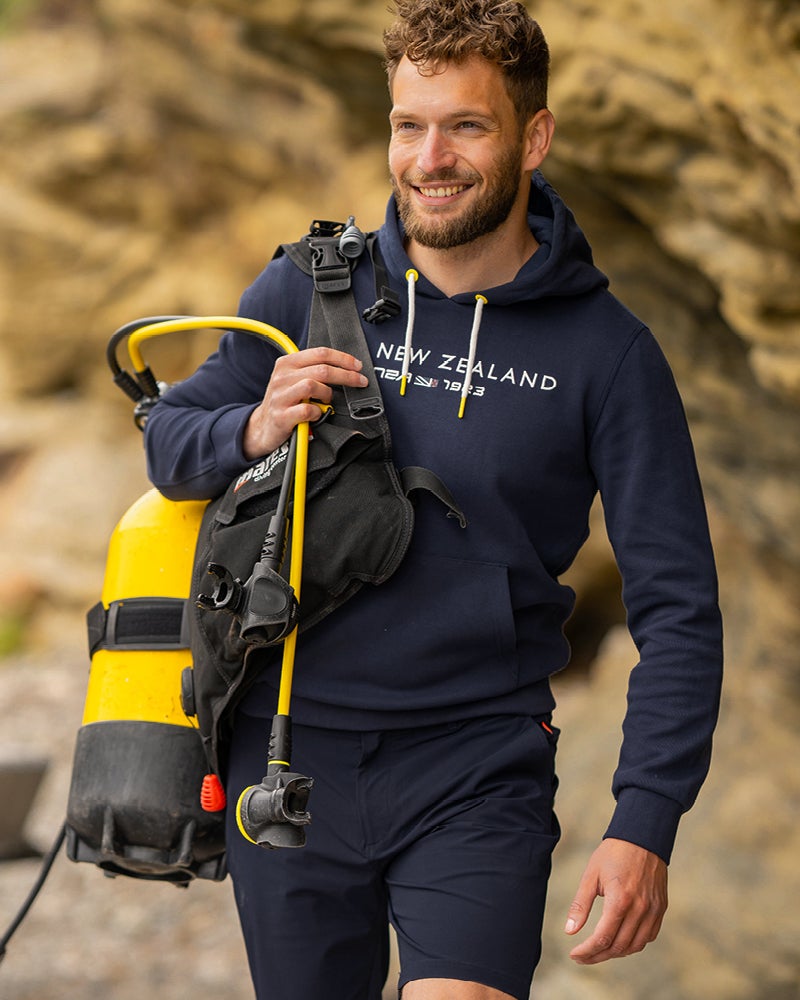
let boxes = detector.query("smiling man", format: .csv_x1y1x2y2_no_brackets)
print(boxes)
144,2,723,998
388,52,552,291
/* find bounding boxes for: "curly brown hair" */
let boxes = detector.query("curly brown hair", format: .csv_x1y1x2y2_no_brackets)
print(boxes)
383,0,549,123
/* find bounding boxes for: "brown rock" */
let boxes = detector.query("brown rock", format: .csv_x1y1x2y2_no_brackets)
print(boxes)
1,2,798,997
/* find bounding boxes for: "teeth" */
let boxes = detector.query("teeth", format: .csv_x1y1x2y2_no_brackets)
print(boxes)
419,185,467,198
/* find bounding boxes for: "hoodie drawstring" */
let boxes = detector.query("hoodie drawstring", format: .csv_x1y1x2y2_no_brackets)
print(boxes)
459,294,487,419
400,268,418,396
399,274,487,418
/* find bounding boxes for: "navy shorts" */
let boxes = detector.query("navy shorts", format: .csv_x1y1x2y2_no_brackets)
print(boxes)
225,712,560,1000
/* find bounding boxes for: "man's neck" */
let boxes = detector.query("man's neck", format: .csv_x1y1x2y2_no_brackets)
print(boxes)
406,219,539,298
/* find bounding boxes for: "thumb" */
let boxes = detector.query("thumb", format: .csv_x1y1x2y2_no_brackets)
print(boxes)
565,865,600,936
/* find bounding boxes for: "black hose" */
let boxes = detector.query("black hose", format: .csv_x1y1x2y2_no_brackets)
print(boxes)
105,315,187,378
0,821,66,965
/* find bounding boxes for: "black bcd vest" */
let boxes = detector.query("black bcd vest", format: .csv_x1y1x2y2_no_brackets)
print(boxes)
186,230,465,775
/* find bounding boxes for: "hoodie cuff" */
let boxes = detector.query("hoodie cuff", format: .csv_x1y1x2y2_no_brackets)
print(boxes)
603,787,684,865
209,403,259,480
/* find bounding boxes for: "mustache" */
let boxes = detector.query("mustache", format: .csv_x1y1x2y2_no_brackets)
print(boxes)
399,168,480,186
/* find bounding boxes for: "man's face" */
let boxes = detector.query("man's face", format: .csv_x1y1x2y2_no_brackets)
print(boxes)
388,55,529,250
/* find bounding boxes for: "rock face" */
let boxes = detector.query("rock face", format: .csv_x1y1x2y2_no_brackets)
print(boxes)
1,2,798,998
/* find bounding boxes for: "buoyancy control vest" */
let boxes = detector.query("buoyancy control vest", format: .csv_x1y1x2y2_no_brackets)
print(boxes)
184,224,466,778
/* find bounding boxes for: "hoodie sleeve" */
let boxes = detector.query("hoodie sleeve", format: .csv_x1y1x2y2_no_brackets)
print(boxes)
588,326,723,863
144,256,304,500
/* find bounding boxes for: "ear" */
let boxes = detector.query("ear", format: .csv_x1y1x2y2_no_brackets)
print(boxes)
522,109,555,171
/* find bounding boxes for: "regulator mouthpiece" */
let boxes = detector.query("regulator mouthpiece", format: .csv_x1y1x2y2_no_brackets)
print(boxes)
236,713,312,849
237,771,313,849
197,560,299,647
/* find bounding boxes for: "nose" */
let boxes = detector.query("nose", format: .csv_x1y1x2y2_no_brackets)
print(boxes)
416,127,457,176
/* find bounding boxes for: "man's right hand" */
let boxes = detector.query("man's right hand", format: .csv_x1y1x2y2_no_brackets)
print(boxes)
242,347,368,460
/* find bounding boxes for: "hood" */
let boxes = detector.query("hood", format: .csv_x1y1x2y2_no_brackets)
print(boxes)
381,170,609,306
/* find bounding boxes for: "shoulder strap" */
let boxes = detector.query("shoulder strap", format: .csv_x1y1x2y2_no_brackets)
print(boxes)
279,237,385,421
277,230,467,527
277,233,400,325
312,291,384,420
362,234,401,324
278,240,312,275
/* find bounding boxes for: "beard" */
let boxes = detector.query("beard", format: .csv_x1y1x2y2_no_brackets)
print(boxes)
391,143,525,251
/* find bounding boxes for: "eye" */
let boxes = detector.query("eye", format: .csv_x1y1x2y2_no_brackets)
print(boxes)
392,120,421,133
453,120,488,136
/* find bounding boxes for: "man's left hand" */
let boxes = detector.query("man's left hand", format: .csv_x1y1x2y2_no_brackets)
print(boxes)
564,838,668,965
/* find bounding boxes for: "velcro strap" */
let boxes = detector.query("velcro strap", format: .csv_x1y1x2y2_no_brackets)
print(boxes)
87,597,188,656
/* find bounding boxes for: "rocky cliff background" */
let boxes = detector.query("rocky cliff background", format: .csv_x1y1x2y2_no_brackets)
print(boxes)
1,1,798,997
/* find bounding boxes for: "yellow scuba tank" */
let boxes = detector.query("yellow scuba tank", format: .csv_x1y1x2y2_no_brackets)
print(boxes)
64,488,226,884
1,311,319,964
65,314,310,885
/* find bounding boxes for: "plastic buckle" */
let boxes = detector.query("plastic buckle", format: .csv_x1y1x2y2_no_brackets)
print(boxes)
308,238,352,293
363,287,402,324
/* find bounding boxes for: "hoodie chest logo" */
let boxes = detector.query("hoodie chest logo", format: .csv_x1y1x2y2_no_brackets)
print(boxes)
373,339,559,406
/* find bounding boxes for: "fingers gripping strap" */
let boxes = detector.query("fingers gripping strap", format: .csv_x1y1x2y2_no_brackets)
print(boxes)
281,235,384,420
310,291,384,421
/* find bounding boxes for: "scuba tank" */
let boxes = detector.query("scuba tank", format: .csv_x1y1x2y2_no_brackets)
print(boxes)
64,314,309,884
4,221,372,955
65,488,225,884
64,315,229,885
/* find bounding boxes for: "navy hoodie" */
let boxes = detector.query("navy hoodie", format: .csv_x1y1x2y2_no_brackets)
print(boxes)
145,172,723,862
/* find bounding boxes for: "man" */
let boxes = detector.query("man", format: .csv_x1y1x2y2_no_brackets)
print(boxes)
145,2,723,997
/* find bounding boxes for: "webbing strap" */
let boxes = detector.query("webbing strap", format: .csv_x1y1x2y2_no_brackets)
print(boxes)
314,291,384,420
87,597,188,655
363,234,401,324
279,241,312,274
281,240,384,421
278,232,467,528
400,466,467,528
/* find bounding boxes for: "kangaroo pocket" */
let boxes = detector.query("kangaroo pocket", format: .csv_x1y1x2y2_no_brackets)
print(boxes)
288,550,520,713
